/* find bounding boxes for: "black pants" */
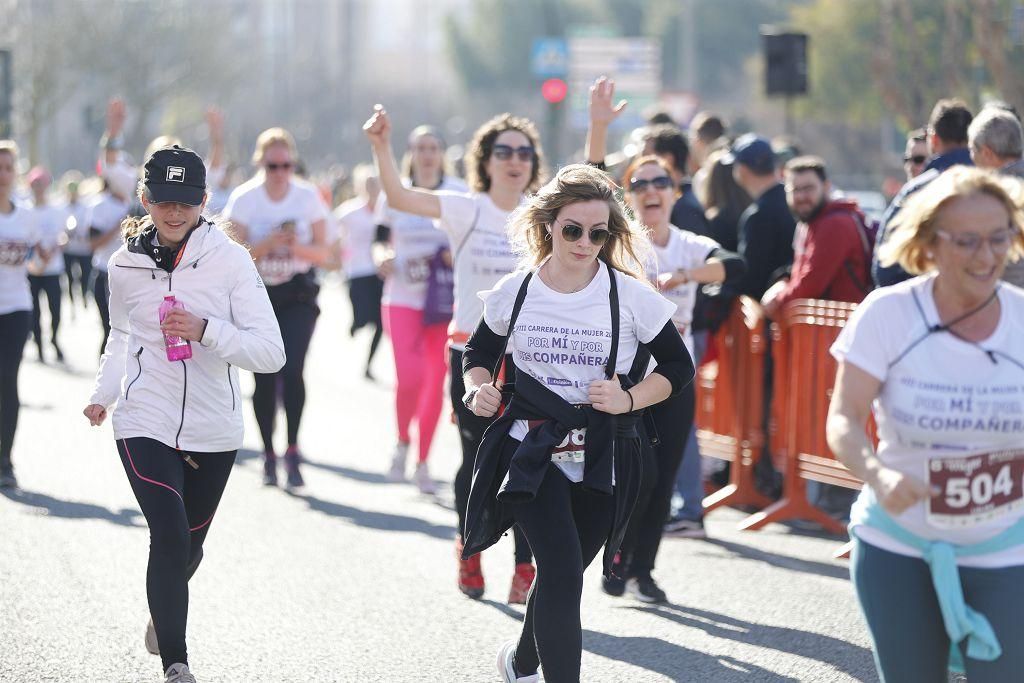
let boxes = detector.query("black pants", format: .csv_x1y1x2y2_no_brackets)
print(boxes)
449,347,531,565
619,383,696,579
28,274,62,355
511,462,615,683
64,253,92,306
253,301,318,450
93,270,110,357
0,310,30,472
347,274,383,369
116,437,236,670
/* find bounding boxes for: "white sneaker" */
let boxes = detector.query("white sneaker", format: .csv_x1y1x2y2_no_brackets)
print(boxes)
496,639,540,682
164,663,197,683
145,617,159,655
387,443,409,482
414,462,437,495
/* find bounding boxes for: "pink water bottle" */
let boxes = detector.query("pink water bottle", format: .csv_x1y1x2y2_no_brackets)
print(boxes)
159,293,193,361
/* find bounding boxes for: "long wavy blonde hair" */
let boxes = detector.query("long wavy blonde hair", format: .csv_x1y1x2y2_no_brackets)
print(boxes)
508,163,651,280
879,166,1024,274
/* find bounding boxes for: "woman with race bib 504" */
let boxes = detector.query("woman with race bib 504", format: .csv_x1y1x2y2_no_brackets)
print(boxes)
828,166,1024,682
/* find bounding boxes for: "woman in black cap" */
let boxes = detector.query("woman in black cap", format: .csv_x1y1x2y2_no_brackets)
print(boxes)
83,146,285,683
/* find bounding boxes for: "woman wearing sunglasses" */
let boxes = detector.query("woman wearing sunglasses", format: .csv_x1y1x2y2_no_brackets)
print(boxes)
587,81,745,602
460,164,693,682
374,125,468,493
223,127,332,489
364,106,539,603
828,167,1024,682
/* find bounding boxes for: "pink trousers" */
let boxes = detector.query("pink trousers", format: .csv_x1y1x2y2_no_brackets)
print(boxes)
383,305,449,463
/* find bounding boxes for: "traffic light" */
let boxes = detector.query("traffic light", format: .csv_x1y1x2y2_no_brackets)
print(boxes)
541,78,568,105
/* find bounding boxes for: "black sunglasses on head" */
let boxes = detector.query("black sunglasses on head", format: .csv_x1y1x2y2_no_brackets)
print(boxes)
628,176,673,193
492,144,535,161
265,162,294,171
559,222,610,246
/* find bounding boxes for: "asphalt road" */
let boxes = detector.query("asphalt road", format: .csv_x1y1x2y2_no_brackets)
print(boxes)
0,278,877,682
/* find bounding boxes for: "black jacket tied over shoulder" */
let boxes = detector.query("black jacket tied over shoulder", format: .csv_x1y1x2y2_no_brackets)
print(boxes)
460,262,649,578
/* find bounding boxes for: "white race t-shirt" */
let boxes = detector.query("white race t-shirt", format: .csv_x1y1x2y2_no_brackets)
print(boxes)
87,193,130,272
377,177,466,310
481,263,675,482
652,227,719,356
223,177,330,286
0,205,39,315
63,198,95,257
832,274,1024,568
335,197,378,279
29,204,69,276
438,192,520,343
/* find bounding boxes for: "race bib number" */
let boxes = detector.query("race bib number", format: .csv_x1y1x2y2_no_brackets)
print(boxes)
403,255,431,283
258,249,295,286
926,449,1024,529
528,420,586,464
0,241,31,266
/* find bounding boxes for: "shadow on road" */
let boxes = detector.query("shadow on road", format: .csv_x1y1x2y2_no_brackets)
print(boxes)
583,629,799,682
0,488,144,527
623,603,872,680
296,492,455,540
301,459,393,485
478,598,525,622
698,537,850,580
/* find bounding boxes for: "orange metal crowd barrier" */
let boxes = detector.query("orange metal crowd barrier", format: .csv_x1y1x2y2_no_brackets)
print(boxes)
697,297,774,514
738,299,866,536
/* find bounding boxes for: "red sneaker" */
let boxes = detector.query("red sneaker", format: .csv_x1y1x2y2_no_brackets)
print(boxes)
508,562,536,605
456,536,485,599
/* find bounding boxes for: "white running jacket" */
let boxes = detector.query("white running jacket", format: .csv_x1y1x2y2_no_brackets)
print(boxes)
90,220,285,451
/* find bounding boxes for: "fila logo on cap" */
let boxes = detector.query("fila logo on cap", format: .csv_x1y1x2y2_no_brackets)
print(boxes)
166,166,185,182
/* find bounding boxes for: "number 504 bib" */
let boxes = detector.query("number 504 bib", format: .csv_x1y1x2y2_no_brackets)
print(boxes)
926,449,1024,529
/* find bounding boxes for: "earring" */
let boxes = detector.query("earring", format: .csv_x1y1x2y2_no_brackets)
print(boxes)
544,230,551,242
926,250,934,259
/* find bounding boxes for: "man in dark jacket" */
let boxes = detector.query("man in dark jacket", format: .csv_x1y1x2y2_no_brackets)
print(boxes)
727,134,796,300
762,156,871,319
873,99,974,287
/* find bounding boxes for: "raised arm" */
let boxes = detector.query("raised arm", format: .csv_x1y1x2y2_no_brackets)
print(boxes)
585,77,627,166
205,107,226,171
363,105,442,219
100,98,126,167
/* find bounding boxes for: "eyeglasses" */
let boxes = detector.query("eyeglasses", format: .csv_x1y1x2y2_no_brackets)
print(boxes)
491,144,535,162
265,162,293,172
628,176,673,193
558,222,610,246
904,155,927,165
936,228,1015,255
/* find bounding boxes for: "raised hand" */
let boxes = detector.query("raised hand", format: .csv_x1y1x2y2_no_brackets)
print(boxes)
588,76,627,127
363,105,392,147
106,98,126,137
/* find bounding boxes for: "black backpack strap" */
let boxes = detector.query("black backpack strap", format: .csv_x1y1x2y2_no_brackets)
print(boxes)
605,261,620,380
491,270,533,383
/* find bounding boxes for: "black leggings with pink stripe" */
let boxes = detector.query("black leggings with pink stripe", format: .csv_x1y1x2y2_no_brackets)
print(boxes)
117,437,236,670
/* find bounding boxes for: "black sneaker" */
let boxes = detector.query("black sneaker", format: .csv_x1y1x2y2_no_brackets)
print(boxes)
53,342,65,363
284,449,304,489
262,452,278,487
0,469,18,489
664,516,707,539
601,553,627,597
627,576,668,604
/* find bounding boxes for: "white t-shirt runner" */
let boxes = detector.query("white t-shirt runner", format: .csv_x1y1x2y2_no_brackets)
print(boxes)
481,263,675,482
832,274,1024,568
334,197,378,279
0,205,39,315
438,192,520,346
651,227,719,357
87,193,130,272
377,177,466,310
63,198,95,257
28,204,70,276
223,177,330,286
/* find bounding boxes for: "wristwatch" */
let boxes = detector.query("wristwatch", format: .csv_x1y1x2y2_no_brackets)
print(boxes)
462,388,479,410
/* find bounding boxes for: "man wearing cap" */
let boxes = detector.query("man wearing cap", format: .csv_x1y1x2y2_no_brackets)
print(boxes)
727,133,796,300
